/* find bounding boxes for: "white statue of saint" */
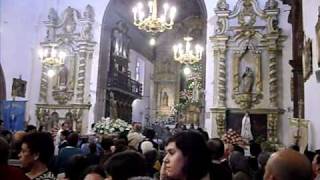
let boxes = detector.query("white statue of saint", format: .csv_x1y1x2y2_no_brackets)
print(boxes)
241,112,253,141
241,67,254,93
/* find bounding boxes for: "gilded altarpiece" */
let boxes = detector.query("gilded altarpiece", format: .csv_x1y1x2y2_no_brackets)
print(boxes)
210,0,286,143
152,16,204,122
36,5,96,132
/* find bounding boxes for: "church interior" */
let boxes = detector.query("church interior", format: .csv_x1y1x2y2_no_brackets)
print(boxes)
0,0,320,152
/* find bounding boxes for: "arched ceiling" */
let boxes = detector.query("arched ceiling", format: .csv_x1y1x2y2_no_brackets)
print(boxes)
103,0,206,61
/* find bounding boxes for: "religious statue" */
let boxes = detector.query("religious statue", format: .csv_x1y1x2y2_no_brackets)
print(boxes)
161,91,169,107
109,91,118,119
241,67,254,93
81,23,93,41
62,7,78,33
58,65,68,89
240,112,253,141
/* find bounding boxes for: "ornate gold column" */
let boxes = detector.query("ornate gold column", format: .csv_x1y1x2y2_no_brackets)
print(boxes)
216,45,228,107
254,51,262,94
267,112,279,142
232,52,241,93
268,50,278,107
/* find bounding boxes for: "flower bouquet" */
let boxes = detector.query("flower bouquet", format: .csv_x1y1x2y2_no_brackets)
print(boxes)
93,117,132,135
222,129,246,145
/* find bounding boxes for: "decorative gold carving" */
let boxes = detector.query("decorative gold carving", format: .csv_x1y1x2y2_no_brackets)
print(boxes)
52,90,73,104
267,113,278,143
215,111,226,137
233,92,262,110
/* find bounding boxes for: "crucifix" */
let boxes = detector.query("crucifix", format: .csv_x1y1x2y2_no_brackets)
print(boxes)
289,99,308,146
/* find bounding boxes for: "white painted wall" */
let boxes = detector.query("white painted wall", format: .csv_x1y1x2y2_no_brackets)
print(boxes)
303,0,320,151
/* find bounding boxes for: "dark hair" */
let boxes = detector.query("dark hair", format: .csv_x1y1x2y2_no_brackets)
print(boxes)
25,125,37,133
166,131,211,180
229,151,249,174
289,144,300,152
21,132,54,165
249,141,261,157
0,137,9,164
65,155,89,180
61,130,70,138
233,144,245,155
82,165,106,179
207,138,225,160
105,151,146,180
101,137,114,151
143,128,155,140
89,142,97,154
67,132,79,147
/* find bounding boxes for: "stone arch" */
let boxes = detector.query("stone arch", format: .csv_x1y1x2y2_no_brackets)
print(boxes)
0,63,6,100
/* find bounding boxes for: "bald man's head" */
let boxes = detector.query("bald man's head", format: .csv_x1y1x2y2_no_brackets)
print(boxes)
264,149,312,180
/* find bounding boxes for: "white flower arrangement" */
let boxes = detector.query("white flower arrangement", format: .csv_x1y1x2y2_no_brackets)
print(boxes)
93,117,132,135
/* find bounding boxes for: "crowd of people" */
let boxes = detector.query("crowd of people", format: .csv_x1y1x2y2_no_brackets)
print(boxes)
0,119,320,180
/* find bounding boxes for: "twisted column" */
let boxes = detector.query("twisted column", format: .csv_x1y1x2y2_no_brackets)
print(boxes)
76,50,87,103
39,65,49,102
232,53,241,93
269,52,278,107
217,49,227,107
255,52,262,94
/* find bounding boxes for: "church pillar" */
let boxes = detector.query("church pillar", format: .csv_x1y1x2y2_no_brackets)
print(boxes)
287,0,305,118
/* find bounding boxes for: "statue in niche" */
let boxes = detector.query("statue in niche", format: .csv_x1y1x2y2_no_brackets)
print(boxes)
58,65,68,90
46,8,58,41
109,91,118,119
161,91,169,107
83,5,94,21
241,67,254,93
62,7,78,33
81,23,93,41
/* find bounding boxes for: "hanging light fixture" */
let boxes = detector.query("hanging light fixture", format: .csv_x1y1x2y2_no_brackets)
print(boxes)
132,0,176,33
173,37,203,64
38,45,66,77
38,46,66,66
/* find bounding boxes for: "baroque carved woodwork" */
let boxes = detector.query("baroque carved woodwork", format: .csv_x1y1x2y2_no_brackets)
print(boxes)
36,5,96,132
210,0,286,142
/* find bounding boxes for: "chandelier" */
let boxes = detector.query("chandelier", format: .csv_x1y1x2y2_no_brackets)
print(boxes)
38,45,66,77
38,46,66,66
173,37,203,64
132,0,176,33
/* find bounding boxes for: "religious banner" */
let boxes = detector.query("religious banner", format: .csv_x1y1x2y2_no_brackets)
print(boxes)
0,100,26,131
289,117,309,153
11,78,27,97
